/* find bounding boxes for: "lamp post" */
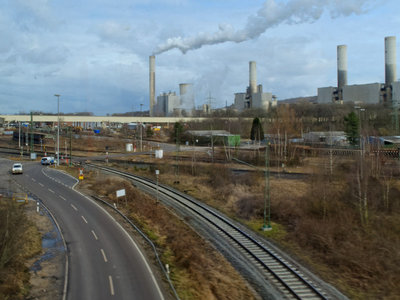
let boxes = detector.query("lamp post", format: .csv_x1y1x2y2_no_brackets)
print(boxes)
54,94,60,167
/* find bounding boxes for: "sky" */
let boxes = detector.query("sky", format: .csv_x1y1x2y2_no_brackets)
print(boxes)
1,0,399,115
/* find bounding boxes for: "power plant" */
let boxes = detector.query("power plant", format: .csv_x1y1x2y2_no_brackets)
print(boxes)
149,36,398,116
318,36,400,105
150,55,195,117
154,83,195,117
234,61,277,111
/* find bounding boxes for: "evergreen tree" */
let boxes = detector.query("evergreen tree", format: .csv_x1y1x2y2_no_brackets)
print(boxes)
344,112,360,146
171,122,184,144
250,117,264,142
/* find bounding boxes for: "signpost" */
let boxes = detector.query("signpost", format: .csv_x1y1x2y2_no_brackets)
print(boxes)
79,168,84,180
116,188,126,207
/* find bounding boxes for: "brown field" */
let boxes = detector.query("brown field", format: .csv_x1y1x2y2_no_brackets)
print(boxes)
101,151,400,300
79,172,258,300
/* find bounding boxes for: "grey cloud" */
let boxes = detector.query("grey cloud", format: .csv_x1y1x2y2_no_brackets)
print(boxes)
11,0,57,29
22,46,70,65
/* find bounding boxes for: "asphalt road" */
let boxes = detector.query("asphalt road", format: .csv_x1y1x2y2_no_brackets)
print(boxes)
11,162,164,300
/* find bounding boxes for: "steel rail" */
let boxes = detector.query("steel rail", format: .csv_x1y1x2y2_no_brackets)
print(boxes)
85,163,329,300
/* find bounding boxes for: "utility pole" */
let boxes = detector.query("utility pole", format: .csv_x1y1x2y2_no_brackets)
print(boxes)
54,94,60,167
262,143,272,231
393,99,399,134
69,127,72,166
30,112,34,154
175,124,180,184
156,169,160,203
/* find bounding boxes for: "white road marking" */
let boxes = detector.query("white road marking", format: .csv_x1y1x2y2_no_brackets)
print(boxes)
59,195,66,201
32,178,36,182
48,189,55,193
91,230,98,240
70,204,78,211
39,183,44,187
108,275,114,296
81,216,88,224
72,187,164,300
101,249,108,262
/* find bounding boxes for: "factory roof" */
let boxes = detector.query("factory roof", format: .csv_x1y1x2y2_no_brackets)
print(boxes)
187,130,233,137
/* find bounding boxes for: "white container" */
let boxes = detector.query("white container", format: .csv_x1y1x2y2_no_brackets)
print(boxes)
155,149,163,158
126,143,133,152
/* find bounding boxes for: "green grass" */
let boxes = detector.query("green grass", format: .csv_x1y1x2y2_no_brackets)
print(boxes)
242,218,288,241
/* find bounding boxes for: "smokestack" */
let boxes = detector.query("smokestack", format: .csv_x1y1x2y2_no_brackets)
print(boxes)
149,55,155,117
337,45,348,95
385,36,397,86
249,61,257,94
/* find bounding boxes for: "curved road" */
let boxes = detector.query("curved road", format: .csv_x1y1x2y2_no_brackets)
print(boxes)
12,162,164,300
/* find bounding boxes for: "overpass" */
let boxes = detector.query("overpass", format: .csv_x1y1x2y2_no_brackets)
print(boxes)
0,115,211,127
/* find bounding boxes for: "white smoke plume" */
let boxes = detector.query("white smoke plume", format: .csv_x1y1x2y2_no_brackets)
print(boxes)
154,0,375,55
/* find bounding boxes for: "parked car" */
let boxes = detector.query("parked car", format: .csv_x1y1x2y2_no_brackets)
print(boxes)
41,157,55,165
12,163,23,174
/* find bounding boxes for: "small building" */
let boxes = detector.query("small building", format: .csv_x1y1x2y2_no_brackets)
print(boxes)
186,130,240,146
303,131,348,146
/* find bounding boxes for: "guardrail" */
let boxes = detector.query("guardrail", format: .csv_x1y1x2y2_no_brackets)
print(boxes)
86,163,329,299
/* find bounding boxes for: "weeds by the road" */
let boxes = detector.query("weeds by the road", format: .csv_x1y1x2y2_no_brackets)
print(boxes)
110,156,400,299
80,173,256,300
0,199,42,299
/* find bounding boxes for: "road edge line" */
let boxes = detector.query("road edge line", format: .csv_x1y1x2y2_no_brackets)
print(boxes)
71,187,166,300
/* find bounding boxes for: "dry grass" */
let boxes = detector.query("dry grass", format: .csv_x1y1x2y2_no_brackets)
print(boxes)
80,172,257,300
110,155,400,300
0,199,42,299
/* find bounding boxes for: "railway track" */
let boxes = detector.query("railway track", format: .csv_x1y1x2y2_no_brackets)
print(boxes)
85,162,337,300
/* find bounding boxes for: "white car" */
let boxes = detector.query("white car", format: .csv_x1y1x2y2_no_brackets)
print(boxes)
12,163,23,174
41,157,55,165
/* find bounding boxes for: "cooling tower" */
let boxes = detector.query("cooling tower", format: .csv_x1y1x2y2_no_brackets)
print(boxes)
149,55,155,117
385,36,397,86
337,45,348,93
179,83,195,115
249,61,257,94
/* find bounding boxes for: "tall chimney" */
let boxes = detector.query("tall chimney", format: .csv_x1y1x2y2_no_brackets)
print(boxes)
337,45,348,97
249,61,257,94
149,55,155,117
385,36,397,87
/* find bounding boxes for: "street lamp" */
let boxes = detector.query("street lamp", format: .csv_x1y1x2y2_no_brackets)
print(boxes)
54,94,60,167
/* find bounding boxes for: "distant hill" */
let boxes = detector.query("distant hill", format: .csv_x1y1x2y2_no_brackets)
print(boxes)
278,96,317,104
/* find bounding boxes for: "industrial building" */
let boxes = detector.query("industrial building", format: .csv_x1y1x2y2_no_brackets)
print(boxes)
234,61,277,111
149,56,196,117
154,83,195,117
318,36,400,105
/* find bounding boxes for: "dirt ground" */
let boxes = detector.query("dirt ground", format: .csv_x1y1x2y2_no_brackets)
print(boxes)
25,200,65,300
